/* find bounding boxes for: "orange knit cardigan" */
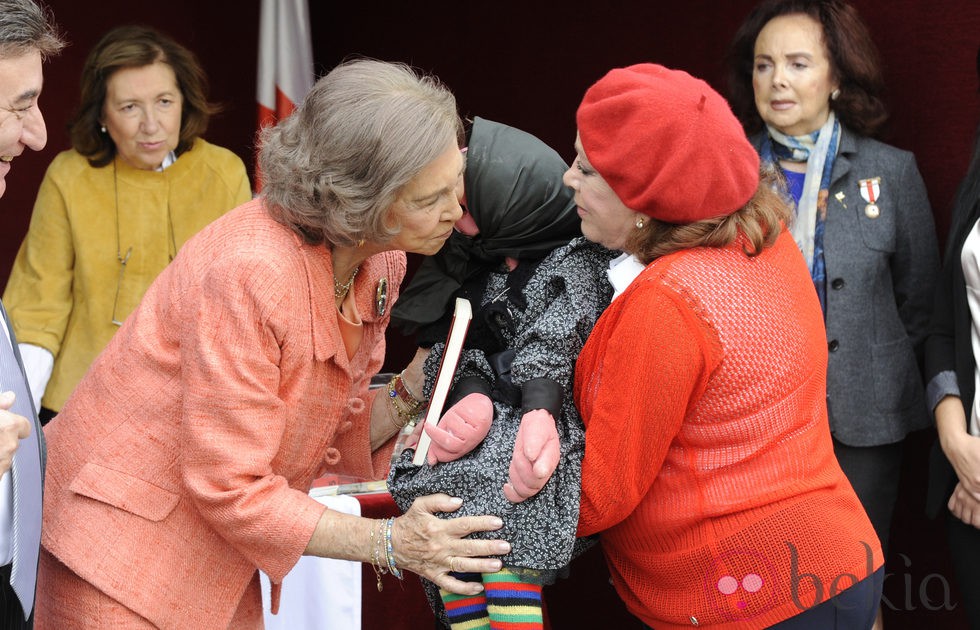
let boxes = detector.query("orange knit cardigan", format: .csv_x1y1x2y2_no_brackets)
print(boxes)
575,230,882,629
40,200,404,629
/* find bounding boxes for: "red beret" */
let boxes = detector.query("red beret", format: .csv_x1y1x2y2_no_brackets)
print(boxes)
576,64,760,223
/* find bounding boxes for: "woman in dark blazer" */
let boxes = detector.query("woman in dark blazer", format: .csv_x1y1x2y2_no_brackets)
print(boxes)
923,49,980,625
728,0,940,581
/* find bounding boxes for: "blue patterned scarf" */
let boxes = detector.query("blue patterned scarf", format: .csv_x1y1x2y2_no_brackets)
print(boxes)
760,112,840,314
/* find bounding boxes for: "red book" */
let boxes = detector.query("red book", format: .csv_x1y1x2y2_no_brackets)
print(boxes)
412,297,473,465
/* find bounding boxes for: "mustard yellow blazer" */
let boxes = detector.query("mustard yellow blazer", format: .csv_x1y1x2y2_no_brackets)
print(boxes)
3,139,251,411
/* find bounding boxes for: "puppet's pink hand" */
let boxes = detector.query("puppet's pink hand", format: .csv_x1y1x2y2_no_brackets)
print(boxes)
425,393,494,465
503,409,559,503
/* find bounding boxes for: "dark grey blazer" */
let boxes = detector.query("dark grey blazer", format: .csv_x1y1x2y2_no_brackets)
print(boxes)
752,126,940,446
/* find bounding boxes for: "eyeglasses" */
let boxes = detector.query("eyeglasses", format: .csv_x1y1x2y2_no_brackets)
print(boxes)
111,246,133,327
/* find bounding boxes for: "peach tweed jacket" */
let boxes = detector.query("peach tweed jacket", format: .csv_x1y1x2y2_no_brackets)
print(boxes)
40,199,405,629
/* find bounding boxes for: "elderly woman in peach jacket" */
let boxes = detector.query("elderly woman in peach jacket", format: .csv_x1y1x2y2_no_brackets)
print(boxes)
35,60,510,630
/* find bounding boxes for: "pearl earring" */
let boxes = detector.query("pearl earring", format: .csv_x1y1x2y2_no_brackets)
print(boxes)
635,217,645,229
100,125,106,133
831,89,840,101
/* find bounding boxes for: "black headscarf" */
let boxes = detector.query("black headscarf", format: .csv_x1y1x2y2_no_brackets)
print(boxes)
391,117,581,335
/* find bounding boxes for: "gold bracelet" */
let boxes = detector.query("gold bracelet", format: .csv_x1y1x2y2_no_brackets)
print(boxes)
384,390,415,430
370,518,388,591
385,373,424,428
384,390,414,429
383,392,402,430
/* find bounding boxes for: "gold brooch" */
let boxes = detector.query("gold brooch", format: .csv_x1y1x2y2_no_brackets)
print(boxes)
376,278,388,316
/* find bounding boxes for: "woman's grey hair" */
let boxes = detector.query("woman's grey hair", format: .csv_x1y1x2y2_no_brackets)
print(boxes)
0,0,65,59
258,58,463,247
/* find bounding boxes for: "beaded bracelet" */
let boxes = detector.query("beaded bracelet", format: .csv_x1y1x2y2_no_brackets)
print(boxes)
383,393,404,431
383,517,403,579
385,372,425,428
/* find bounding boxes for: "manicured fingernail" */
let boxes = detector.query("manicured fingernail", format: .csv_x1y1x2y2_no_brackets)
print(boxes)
490,517,503,528
449,497,463,506
495,542,511,554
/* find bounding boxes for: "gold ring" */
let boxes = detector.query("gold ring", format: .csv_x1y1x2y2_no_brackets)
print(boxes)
449,556,459,573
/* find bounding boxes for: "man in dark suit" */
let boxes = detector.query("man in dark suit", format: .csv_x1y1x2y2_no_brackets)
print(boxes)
0,2,63,627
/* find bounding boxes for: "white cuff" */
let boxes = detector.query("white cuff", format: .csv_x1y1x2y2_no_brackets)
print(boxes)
18,343,53,411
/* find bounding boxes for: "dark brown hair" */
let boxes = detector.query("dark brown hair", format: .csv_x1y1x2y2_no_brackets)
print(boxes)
628,169,791,264
727,0,887,138
68,25,217,167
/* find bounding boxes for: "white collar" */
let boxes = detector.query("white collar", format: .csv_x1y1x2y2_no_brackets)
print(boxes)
158,150,177,171
607,253,646,301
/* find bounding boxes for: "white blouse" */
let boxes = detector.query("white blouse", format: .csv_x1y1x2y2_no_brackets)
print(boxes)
960,217,980,436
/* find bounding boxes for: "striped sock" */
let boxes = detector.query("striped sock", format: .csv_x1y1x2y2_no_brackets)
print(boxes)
441,573,490,630
484,568,544,630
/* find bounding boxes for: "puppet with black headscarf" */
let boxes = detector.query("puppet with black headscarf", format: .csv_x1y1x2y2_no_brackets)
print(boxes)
388,117,617,629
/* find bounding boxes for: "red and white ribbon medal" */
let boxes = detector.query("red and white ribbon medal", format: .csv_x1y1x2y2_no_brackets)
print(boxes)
858,177,881,219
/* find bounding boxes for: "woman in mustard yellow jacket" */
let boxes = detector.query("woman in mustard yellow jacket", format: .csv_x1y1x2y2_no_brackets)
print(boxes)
2,25,250,420
35,59,510,630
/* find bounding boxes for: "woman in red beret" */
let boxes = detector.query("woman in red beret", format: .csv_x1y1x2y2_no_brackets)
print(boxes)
534,63,885,628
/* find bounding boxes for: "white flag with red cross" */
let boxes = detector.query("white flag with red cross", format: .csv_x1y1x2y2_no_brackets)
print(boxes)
255,0,314,189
